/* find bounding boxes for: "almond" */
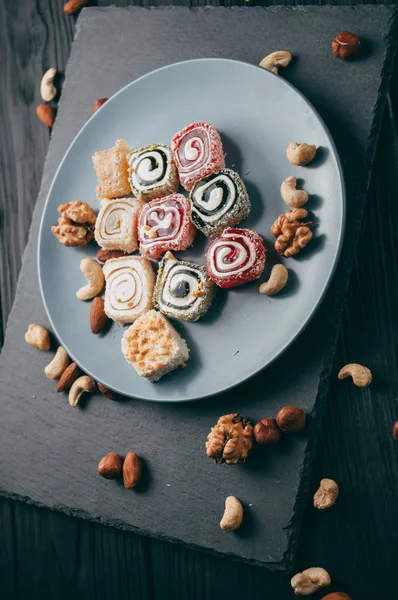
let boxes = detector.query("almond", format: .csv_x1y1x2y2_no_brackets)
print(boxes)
98,452,123,479
96,249,129,263
57,362,81,392
123,451,142,489
36,103,55,127
63,0,87,15
98,383,121,401
92,98,108,114
90,297,108,334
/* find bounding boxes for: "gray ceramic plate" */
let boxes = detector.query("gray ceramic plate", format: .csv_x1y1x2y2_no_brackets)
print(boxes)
38,58,345,402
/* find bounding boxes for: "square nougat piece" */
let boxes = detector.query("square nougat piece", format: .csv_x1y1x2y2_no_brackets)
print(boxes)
92,139,131,199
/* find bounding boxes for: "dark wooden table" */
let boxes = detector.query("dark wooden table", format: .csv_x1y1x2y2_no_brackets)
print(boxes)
1,1,398,598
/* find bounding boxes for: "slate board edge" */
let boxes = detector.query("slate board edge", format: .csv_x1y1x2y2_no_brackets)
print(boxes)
281,5,398,570
0,5,397,572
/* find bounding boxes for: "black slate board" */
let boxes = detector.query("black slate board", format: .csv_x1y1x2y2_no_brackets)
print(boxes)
0,5,396,570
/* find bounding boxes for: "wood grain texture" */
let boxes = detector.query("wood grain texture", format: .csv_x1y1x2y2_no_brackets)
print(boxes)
0,1,398,599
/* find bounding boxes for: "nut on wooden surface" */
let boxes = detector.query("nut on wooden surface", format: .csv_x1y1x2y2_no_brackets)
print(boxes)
313,478,339,510
220,496,243,532
259,264,288,296
254,418,282,444
90,297,108,334
276,406,306,433
57,362,81,392
338,363,372,387
40,68,57,102
332,32,360,60
291,567,331,595
25,324,51,351
393,421,398,440
98,452,123,479
92,98,108,113
36,103,55,127
123,451,142,489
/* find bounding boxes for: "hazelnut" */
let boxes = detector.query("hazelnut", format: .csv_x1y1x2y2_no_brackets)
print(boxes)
321,594,352,600
332,32,360,60
254,418,282,445
276,406,306,433
98,452,123,479
393,421,398,440
123,451,142,489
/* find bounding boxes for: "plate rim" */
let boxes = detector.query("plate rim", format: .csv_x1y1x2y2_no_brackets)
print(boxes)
38,57,346,402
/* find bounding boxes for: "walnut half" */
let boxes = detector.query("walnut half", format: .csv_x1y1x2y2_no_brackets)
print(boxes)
52,200,96,247
206,414,254,464
271,208,313,257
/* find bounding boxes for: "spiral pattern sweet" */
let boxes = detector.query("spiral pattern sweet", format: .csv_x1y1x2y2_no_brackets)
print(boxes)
206,228,266,289
138,194,196,259
190,169,250,237
172,122,225,191
154,252,216,321
103,256,155,324
95,197,143,253
128,144,179,201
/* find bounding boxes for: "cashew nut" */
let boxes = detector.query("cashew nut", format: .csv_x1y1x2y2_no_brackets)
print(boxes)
259,51,292,74
281,176,309,208
44,346,70,380
338,363,372,388
40,67,57,102
259,264,288,296
291,568,331,595
220,496,243,532
76,258,104,301
25,324,51,351
68,375,96,407
286,142,317,166
313,478,339,510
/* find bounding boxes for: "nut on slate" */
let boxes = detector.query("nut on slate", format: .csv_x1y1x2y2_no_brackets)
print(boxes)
40,68,57,102
98,452,123,479
68,375,95,407
90,297,108,334
36,103,55,127
123,451,142,489
92,98,108,114
321,593,352,600
220,496,243,532
57,362,81,392
313,478,339,510
97,383,121,401
291,567,331,595
52,200,96,248
276,406,306,433
259,50,292,74
287,142,317,166
206,414,253,464
338,363,372,388
44,346,70,379
254,418,282,445
332,32,361,60
63,0,87,15
25,324,51,351
281,176,309,208
76,258,104,301
259,264,288,296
